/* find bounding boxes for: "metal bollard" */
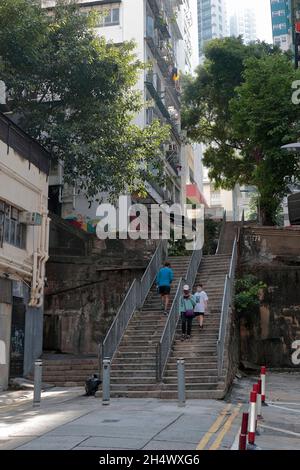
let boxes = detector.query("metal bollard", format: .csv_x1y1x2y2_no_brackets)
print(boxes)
239,412,249,450
33,359,43,407
102,358,111,406
260,366,267,406
248,390,257,445
177,358,185,407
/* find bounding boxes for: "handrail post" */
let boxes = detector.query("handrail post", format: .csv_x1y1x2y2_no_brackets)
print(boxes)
156,342,161,382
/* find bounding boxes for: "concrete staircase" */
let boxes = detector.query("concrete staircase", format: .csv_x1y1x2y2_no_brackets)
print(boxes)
217,222,241,254
29,355,99,387
160,254,231,399
110,256,191,398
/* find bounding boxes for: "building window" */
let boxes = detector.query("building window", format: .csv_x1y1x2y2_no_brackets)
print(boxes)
98,6,120,27
0,201,26,249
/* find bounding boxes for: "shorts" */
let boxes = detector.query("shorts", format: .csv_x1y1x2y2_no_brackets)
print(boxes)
159,286,171,295
194,311,205,317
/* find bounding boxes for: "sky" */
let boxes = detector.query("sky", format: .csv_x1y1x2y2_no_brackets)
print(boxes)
226,0,273,43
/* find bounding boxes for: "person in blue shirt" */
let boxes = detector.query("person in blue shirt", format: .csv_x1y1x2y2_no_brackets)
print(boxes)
156,262,174,315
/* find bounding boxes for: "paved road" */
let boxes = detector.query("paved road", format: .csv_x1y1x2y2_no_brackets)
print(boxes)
229,371,300,450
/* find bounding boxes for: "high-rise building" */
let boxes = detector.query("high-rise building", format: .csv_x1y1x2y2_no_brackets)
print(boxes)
197,0,227,60
42,0,205,228
270,0,292,51
230,7,257,44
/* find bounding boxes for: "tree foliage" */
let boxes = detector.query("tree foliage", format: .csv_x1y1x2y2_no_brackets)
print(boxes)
235,274,266,316
183,37,300,225
0,0,169,200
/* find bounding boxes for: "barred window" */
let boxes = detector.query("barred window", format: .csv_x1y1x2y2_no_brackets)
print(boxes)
0,201,26,250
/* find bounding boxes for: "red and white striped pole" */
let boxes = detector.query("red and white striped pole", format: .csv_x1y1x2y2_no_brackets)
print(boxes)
261,366,266,404
239,412,249,450
248,390,257,445
252,384,259,432
257,379,263,419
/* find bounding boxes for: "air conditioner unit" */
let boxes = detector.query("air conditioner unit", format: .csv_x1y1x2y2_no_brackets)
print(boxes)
19,212,42,226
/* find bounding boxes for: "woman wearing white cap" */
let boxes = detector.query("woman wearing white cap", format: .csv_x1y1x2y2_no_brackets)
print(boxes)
179,284,196,341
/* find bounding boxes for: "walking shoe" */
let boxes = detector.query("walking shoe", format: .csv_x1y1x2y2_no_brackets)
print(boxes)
186,335,191,340
164,310,168,316
181,334,186,341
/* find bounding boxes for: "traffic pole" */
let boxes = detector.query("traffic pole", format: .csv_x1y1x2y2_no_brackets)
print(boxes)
248,390,257,445
257,379,263,420
252,384,260,434
239,412,249,450
33,359,43,407
261,366,267,405
177,359,186,407
102,358,111,405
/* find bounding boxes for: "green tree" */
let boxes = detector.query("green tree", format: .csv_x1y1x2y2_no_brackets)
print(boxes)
183,37,300,225
0,0,169,200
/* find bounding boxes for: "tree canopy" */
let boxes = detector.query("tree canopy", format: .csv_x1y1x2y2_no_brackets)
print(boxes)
0,0,169,200
183,37,300,225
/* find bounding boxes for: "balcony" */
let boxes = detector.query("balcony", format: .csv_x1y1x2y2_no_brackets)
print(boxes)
155,14,171,39
145,73,181,143
145,72,170,120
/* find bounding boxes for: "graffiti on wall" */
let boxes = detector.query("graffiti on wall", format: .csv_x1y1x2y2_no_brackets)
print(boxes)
10,329,24,357
64,213,100,234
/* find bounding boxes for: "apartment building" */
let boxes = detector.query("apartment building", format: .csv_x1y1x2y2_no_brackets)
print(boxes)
43,0,204,232
0,112,50,390
270,0,292,51
197,0,227,61
230,6,257,44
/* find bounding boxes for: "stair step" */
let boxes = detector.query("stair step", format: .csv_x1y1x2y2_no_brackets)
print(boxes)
161,382,223,391
163,376,221,384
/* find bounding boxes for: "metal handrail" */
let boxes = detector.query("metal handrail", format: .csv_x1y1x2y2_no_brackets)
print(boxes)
156,248,202,381
217,235,238,378
140,239,168,308
101,240,167,370
156,277,183,381
216,210,226,254
102,279,138,363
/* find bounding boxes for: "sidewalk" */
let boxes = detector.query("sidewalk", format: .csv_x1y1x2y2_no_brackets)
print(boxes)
229,371,300,450
1,371,299,451
0,387,240,451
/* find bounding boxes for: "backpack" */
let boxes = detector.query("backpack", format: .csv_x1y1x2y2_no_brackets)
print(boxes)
85,374,101,396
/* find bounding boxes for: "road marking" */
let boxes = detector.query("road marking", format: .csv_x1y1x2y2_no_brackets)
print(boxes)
268,404,300,414
196,403,232,450
260,424,300,437
209,404,242,450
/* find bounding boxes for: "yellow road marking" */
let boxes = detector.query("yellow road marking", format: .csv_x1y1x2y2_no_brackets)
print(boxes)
196,403,232,450
209,404,242,450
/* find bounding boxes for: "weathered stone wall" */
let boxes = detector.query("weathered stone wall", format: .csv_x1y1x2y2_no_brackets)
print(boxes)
44,215,158,355
44,266,143,355
225,307,240,391
239,226,300,369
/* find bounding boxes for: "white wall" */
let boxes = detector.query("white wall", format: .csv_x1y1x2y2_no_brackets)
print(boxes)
0,141,49,280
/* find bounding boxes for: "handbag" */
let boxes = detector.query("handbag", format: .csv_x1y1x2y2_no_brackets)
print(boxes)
183,298,194,318
184,309,194,318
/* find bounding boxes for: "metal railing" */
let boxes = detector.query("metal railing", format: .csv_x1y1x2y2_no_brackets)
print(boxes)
156,248,203,381
216,210,226,254
102,278,138,363
140,239,168,308
217,236,238,378
101,240,167,370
